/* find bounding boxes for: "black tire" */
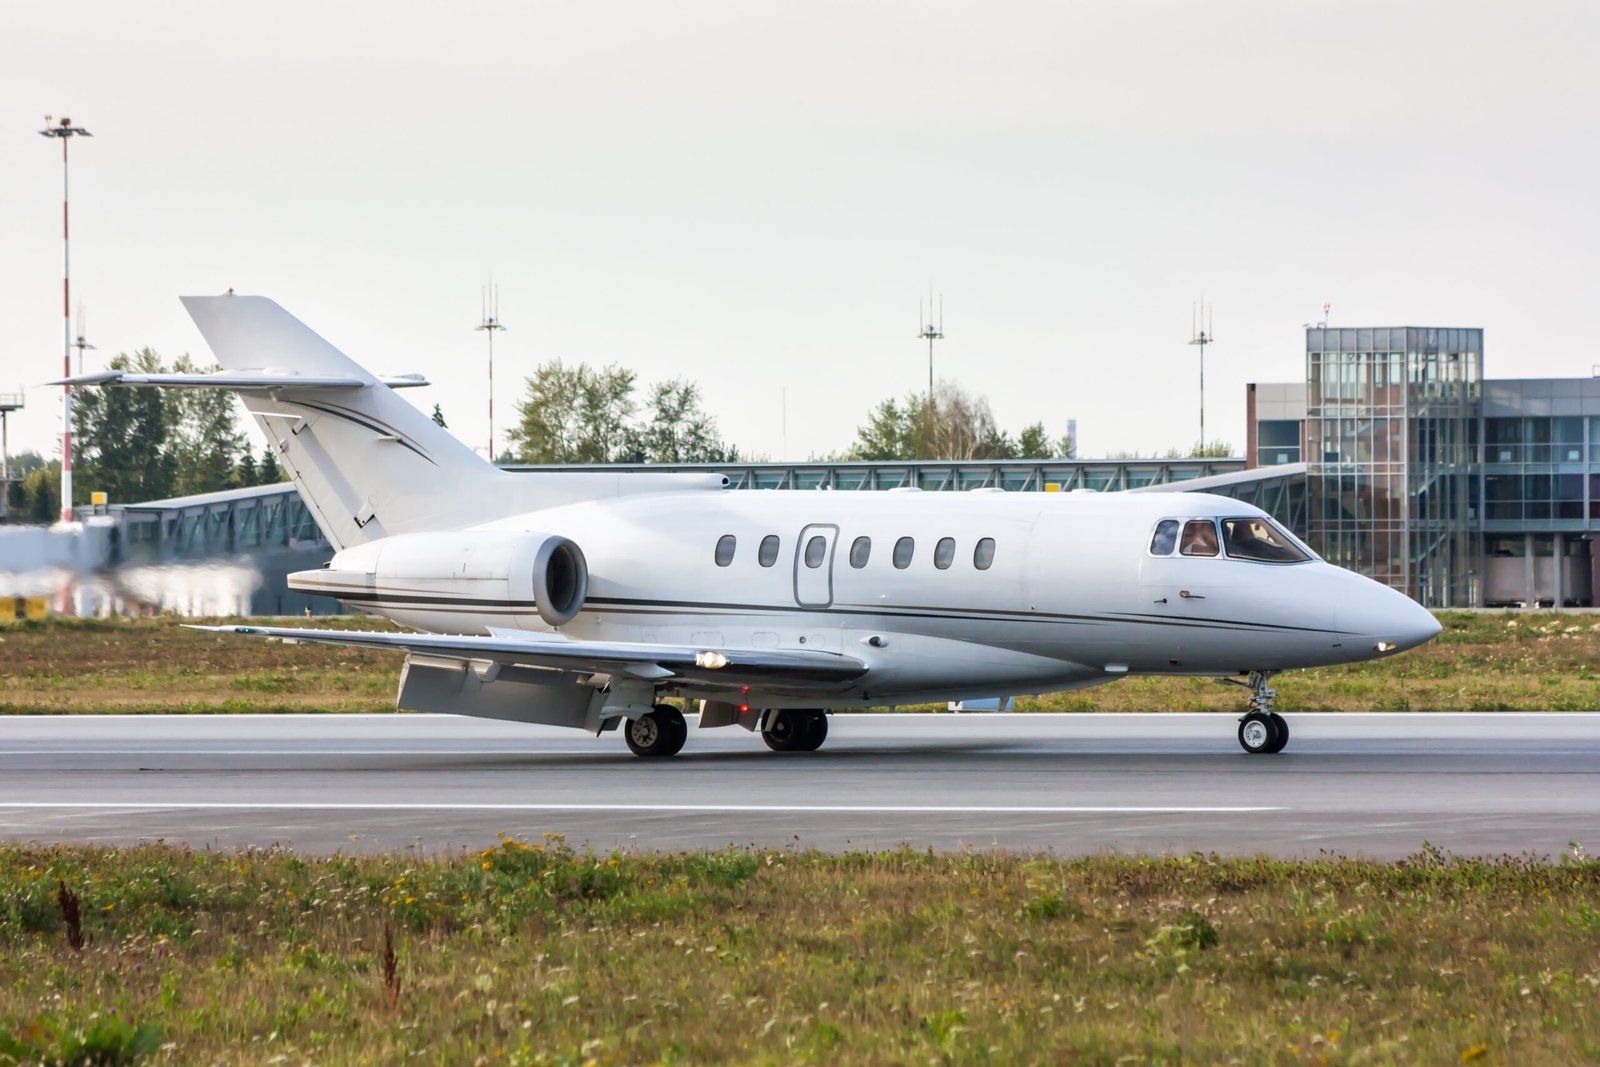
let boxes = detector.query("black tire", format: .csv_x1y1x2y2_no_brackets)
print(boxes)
763,709,827,753
1237,712,1278,755
796,710,828,752
1264,712,1289,754
625,704,687,758
762,710,803,752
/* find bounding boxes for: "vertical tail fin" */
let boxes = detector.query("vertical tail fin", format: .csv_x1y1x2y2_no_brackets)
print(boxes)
182,294,502,550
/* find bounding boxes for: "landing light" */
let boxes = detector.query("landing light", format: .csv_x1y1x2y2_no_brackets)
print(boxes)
1374,641,1397,653
695,651,728,670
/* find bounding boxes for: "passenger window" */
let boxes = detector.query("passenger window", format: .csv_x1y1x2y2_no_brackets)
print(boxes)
1179,519,1220,557
1221,517,1310,563
849,536,871,568
804,535,827,568
758,535,779,567
934,537,956,570
893,536,915,569
715,534,737,567
1150,519,1180,555
973,537,996,570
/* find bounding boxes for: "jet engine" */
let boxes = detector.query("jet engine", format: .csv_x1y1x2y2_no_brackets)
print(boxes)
291,529,589,628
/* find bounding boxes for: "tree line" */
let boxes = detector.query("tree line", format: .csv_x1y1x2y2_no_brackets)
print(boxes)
500,362,1078,465
5,350,287,522
10,350,1241,524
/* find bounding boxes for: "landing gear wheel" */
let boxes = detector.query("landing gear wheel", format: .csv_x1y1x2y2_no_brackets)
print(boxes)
1238,711,1288,755
763,709,828,753
1265,712,1289,754
625,704,687,758
1228,670,1288,754
1238,713,1275,754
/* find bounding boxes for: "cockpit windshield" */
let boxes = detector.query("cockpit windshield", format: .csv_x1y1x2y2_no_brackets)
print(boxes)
1220,517,1310,563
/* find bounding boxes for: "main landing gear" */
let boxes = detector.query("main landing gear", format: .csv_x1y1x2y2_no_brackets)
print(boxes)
1228,671,1289,755
762,709,828,753
625,704,688,758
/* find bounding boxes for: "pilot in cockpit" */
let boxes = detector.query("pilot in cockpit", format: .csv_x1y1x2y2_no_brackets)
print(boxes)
1180,519,1219,557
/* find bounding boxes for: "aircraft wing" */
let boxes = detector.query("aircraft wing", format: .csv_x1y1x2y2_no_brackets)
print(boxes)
188,624,869,686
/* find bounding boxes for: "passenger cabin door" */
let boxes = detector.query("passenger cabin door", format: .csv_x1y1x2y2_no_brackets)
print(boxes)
793,524,839,608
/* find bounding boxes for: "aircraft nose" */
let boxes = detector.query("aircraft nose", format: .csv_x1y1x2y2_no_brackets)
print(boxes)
1335,571,1442,654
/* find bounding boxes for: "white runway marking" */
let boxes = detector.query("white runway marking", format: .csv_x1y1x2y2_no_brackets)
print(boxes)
0,802,1285,815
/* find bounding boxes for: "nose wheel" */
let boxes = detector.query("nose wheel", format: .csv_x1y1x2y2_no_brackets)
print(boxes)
1230,671,1289,755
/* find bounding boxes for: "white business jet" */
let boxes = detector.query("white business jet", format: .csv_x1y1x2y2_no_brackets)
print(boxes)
63,295,1440,757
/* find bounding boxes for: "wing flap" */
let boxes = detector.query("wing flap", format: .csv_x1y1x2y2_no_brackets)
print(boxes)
188,624,869,685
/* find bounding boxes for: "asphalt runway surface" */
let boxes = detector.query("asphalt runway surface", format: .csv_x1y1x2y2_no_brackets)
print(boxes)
1,713,1596,859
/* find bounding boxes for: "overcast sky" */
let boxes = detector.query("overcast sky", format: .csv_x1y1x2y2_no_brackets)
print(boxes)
4,0,1597,467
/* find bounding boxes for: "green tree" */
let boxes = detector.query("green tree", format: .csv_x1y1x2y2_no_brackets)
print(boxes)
849,397,919,461
164,355,245,495
1015,422,1072,460
71,350,175,504
22,462,60,523
232,449,259,488
507,360,637,463
3,451,44,516
627,379,738,463
848,383,1032,461
259,446,284,484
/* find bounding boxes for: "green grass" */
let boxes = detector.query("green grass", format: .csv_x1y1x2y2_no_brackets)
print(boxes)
2,611,1598,714
2,842,1600,1063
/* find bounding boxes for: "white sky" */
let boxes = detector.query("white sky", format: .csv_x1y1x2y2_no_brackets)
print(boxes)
4,0,1598,466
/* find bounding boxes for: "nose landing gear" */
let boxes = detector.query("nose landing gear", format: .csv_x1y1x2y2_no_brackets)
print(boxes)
1227,670,1288,755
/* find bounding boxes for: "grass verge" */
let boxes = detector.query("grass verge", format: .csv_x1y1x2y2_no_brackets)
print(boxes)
1,611,1597,714
1,842,1598,1064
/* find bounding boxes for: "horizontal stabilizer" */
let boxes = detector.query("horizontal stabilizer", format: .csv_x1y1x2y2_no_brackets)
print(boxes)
50,370,429,389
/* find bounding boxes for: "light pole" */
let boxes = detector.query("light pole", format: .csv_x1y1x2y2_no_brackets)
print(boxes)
476,285,506,461
39,115,91,522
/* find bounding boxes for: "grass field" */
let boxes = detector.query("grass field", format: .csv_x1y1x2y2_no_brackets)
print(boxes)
2,611,1597,715
2,843,1598,1065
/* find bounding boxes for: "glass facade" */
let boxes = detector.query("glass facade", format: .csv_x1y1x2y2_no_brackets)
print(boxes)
1481,417,1594,525
1305,327,1481,607
1256,420,1302,465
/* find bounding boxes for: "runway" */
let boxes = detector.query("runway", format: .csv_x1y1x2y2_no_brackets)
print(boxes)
1,713,1597,858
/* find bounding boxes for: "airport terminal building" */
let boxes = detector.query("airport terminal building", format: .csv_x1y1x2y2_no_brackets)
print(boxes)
1247,327,1600,608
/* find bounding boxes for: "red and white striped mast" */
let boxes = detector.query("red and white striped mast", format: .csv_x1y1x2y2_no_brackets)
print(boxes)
476,284,506,462
39,115,91,522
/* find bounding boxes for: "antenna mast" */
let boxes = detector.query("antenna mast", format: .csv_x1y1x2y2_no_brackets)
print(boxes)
1187,300,1215,451
39,114,91,522
475,284,506,462
917,290,944,402
72,303,95,376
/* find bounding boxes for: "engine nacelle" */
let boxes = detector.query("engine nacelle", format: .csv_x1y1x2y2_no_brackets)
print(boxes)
291,529,588,628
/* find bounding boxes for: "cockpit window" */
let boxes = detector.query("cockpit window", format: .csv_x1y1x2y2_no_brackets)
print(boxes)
1179,519,1220,557
1149,519,1180,555
1221,517,1310,563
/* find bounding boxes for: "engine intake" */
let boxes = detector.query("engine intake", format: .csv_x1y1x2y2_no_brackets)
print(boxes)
530,535,588,626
